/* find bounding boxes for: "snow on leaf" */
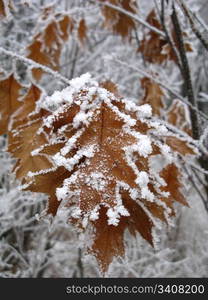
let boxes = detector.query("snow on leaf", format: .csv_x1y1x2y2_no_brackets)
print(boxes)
100,80,120,98
23,75,193,272
0,73,194,273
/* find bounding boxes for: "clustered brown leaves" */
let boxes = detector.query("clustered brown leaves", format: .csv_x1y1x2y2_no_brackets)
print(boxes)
101,0,137,39
26,10,90,80
138,9,193,64
139,78,194,155
27,14,74,80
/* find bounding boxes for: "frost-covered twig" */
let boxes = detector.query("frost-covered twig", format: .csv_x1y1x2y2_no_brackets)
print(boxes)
171,4,199,139
0,47,71,85
89,0,166,38
183,164,208,212
5,244,29,268
199,127,208,148
160,0,182,71
109,57,208,122
151,117,207,155
193,12,208,35
177,0,208,52
189,162,208,176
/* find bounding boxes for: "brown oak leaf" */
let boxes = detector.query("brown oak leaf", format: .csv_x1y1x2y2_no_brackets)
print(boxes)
101,0,137,39
140,77,165,116
1,74,194,273
27,15,73,80
0,75,22,135
78,19,87,45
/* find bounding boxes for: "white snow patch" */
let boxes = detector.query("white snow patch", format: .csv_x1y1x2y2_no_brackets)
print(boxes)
136,171,149,186
89,205,100,221
85,172,107,191
71,207,82,219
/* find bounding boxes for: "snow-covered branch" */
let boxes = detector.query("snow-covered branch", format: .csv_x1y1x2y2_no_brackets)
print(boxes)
109,57,208,122
90,0,166,38
0,47,71,85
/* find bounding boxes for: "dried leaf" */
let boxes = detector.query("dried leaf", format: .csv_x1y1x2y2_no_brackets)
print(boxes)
25,166,71,215
160,163,189,207
0,0,5,17
78,19,87,45
20,75,189,272
100,80,120,97
11,85,41,129
0,75,22,134
138,10,169,64
140,77,165,116
7,85,52,179
167,99,192,135
27,15,73,80
1,74,191,273
166,136,195,156
8,117,52,179
138,9,192,64
0,0,13,18
101,0,137,39
91,197,153,273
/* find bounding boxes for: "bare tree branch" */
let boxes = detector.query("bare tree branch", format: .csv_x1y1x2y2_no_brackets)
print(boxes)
171,4,200,140
177,0,208,52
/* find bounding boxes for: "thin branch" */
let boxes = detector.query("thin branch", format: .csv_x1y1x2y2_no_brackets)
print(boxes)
177,0,208,52
190,163,208,176
69,43,79,79
109,57,208,122
89,0,166,38
200,126,208,148
0,47,71,85
191,166,206,186
171,4,199,139
5,244,29,268
160,0,182,72
183,164,208,212
61,35,109,70
192,12,208,34
154,119,208,156
77,248,84,278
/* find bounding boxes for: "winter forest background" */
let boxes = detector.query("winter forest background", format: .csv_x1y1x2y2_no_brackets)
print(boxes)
0,0,208,278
